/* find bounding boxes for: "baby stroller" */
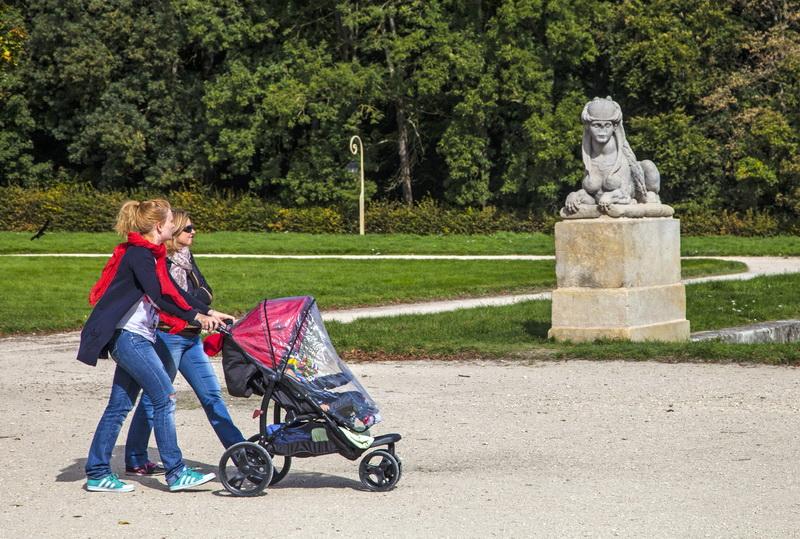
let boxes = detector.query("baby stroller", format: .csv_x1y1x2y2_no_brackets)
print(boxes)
218,296,402,496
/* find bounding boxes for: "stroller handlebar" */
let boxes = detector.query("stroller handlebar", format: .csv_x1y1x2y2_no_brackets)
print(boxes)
187,318,235,333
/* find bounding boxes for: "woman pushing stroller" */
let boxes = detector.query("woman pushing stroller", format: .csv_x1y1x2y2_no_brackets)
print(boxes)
78,199,234,493
124,209,245,475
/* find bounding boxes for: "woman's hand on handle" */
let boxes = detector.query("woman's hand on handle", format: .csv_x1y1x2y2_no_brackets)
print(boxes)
209,309,237,324
194,313,221,331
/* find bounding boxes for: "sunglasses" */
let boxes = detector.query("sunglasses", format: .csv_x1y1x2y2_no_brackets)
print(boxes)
182,225,195,233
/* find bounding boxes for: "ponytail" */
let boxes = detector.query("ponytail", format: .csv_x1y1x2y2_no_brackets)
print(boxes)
114,200,140,236
114,199,171,236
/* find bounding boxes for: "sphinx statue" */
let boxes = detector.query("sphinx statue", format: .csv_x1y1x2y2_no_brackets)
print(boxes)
560,97,673,219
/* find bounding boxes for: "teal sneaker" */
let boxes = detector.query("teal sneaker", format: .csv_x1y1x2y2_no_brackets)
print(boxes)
86,473,135,493
169,467,216,492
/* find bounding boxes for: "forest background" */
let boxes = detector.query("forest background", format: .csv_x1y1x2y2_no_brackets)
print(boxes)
1,1,799,233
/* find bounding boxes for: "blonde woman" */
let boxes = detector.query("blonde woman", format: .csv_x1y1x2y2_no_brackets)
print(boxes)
78,199,230,493
125,210,244,473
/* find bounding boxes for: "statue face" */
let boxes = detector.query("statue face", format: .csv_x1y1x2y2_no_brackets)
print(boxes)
589,121,614,145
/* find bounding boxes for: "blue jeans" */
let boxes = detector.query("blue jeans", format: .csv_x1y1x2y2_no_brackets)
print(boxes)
125,331,244,467
85,330,186,484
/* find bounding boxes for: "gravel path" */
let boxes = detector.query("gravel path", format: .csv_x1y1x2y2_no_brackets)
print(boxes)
1,332,800,537
3,255,800,537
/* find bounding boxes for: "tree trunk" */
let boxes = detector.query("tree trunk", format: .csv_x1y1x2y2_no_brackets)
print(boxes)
385,13,413,205
396,99,413,205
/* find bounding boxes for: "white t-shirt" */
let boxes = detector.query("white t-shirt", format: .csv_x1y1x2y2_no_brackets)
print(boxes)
116,295,159,342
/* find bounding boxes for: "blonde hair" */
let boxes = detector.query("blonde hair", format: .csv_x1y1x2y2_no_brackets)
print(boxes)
114,199,171,236
165,209,191,255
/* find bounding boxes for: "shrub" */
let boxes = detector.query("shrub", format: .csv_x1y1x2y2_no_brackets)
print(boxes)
0,184,124,231
364,199,552,234
675,202,784,236
1,184,796,235
267,207,346,233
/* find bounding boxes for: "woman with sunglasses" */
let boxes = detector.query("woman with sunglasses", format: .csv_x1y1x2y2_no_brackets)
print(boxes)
124,210,245,476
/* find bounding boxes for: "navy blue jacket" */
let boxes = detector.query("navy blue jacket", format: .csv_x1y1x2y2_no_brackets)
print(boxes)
77,246,210,366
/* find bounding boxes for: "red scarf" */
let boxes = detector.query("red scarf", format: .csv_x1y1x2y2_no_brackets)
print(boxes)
89,232,192,333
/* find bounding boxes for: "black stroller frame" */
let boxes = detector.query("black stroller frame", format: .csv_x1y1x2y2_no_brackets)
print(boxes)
218,298,402,496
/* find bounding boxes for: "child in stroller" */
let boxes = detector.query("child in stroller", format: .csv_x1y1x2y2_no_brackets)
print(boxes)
216,296,401,496
283,354,380,431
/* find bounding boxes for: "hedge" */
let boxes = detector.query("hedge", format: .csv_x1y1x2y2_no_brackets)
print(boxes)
0,184,796,236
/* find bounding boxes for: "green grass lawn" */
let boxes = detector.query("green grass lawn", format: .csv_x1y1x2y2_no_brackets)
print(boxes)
328,274,800,365
0,231,553,255
2,231,800,256
680,235,800,256
0,257,742,335
3,229,795,364
2,249,796,364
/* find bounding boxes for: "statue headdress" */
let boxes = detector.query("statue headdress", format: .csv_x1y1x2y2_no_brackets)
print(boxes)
581,97,647,202
581,96,623,125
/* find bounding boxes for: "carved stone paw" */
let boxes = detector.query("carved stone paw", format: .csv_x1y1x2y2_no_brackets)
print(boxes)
564,192,582,214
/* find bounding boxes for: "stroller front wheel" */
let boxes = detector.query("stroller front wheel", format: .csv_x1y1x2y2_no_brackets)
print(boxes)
219,441,274,497
249,433,292,485
359,450,401,492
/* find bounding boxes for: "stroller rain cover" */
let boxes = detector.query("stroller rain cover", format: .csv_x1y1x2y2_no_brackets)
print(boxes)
222,296,382,432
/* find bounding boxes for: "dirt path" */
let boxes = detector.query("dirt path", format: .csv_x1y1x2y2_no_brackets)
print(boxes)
2,332,800,538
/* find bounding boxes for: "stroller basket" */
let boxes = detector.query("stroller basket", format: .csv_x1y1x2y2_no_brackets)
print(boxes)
269,422,339,457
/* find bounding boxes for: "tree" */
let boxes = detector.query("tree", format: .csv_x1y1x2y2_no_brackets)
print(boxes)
0,3,43,185
202,1,383,205
6,0,800,221
698,1,800,212
483,0,603,211
24,0,211,188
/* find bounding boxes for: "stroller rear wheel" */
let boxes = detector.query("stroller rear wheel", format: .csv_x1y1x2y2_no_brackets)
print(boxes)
248,433,292,485
359,450,401,492
219,441,273,497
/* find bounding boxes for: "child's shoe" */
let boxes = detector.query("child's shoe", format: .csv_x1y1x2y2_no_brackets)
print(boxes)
86,473,135,493
168,467,216,492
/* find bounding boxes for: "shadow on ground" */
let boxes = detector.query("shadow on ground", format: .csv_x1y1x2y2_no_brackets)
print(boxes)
523,320,550,338
57,446,215,491
58,446,363,492
211,470,363,497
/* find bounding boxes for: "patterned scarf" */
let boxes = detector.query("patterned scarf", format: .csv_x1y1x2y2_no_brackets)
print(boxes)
169,247,193,291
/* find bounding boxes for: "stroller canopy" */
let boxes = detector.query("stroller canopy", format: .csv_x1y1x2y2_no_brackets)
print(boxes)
229,296,315,369
225,296,381,431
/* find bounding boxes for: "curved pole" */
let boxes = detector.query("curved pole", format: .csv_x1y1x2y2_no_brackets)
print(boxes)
350,135,365,235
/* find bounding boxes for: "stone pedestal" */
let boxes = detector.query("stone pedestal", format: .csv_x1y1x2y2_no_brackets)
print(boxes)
548,217,689,342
